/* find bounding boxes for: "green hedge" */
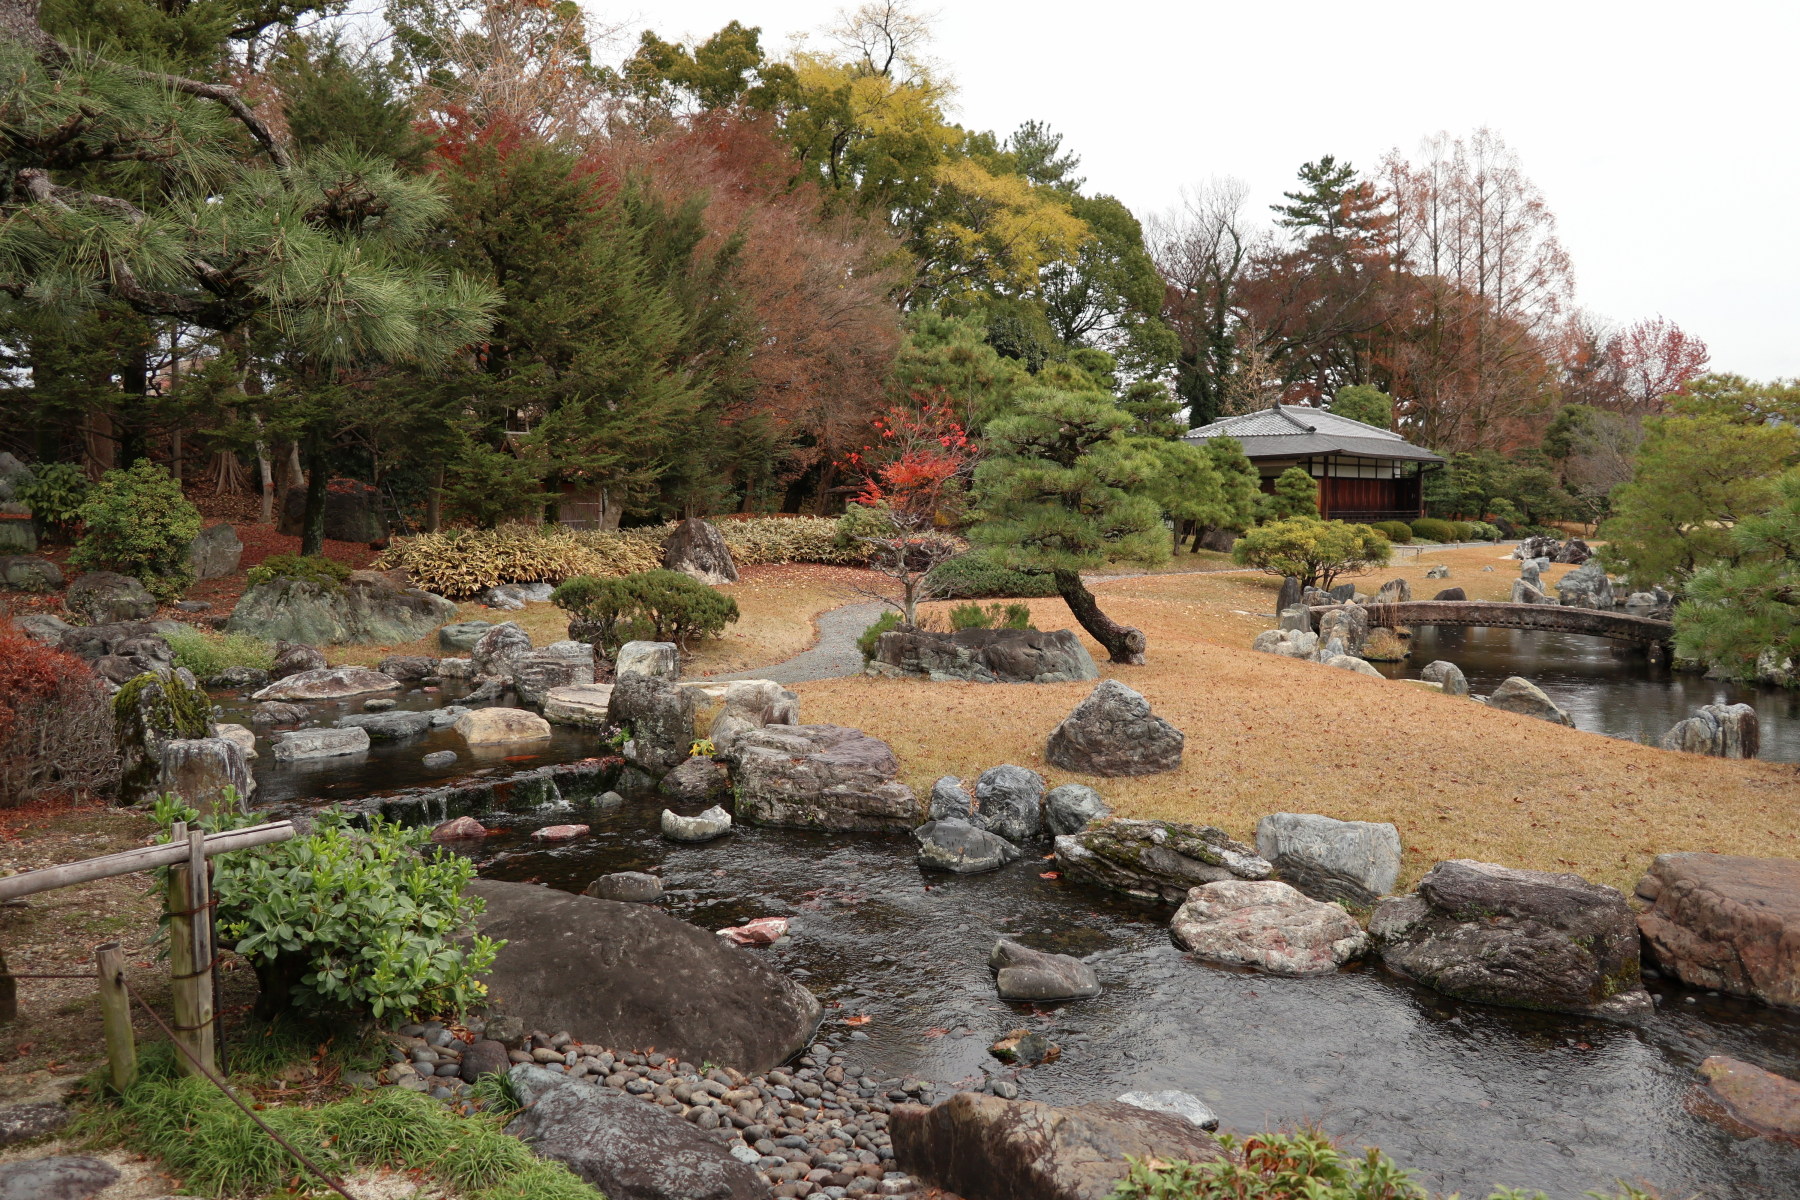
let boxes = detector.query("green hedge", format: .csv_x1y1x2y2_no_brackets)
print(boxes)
1409,517,1459,543
1373,520,1413,544
924,552,1059,599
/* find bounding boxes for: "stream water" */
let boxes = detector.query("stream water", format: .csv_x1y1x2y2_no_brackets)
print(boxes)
219,664,1800,1199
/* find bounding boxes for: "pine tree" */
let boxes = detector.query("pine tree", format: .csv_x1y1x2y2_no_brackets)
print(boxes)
1675,470,1800,680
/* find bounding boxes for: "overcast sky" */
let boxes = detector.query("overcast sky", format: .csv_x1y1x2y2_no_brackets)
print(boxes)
610,0,1798,380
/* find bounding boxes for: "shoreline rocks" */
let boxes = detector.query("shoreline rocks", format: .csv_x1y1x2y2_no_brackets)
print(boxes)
1636,853,1800,1008
1661,703,1759,759
1254,812,1400,906
1055,819,1271,905
1170,879,1369,976
252,666,401,702
662,806,733,843
456,707,554,746
988,938,1100,1002
1689,1055,1800,1145
1484,676,1574,726
726,724,916,832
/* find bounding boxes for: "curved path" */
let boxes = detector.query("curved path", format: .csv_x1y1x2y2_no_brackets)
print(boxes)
699,600,888,685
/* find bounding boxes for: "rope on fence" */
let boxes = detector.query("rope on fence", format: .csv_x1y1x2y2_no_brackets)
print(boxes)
0,971,102,981
118,976,359,1200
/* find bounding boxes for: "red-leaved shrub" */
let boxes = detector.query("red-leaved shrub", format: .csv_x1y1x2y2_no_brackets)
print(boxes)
0,632,120,806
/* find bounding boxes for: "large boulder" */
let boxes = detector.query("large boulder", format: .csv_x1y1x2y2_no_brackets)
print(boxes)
1171,879,1368,976
504,1066,766,1200
658,755,729,804
468,881,821,1075
1635,853,1800,1008
227,574,455,646
1690,1055,1800,1144
1484,676,1574,726
0,555,62,592
65,572,155,623
1044,784,1110,836
891,1091,1221,1200
1432,586,1467,602
543,684,614,727
913,818,1020,874
1254,812,1401,905
1556,559,1615,609
611,673,697,773
455,707,553,746
156,737,254,811
513,641,596,707
1054,819,1271,905
468,620,534,679
661,518,739,586
377,654,438,682
615,640,679,679
1044,681,1183,777
725,724,917,832
867,627,1099,685
276,478,384,542
1374,578,1411,604
1555,536,1594,565
1250,628,1317,660
252,666,401,702
58,621,174,680
973,764,1044,843
269,641,327,680
185,523,242,581
1510,578,1555,605
272,726,370,761
438,621,492,652
15,612,71,645
1661,703,1759,759
1371,859,1652,1018
113,672,211,805
1315,603,1370,656
989,938,1100,1001
706,679,799,753
1420,659,1468,697
336,710,432,741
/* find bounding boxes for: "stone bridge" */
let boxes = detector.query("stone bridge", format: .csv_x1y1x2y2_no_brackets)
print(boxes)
1309,600,1674,646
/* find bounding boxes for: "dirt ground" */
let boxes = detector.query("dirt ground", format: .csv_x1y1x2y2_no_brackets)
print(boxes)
794,548,1798,896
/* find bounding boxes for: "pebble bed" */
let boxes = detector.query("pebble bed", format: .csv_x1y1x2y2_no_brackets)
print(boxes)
364,1019,948,1198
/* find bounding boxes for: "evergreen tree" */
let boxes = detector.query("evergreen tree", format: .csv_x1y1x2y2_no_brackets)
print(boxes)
1260,466,1320,520
1331,383,1394,430
1674,470,1800,680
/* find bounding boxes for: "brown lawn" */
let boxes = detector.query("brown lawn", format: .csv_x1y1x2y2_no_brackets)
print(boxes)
793,564,1799,895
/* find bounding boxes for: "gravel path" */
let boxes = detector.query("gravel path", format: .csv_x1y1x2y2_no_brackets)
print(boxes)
701,601,889,685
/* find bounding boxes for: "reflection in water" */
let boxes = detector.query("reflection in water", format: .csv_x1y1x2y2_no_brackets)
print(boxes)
1376,625,1800,761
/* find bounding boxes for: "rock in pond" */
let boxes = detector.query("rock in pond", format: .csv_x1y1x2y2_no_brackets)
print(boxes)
471,621,533,678
584,872,663,903
250,701,309,725
252,666,401,702
717,917,787,946
272,726,370,762
269,640,327,680
1255,812,1401,905
337,709,431,741
438,621,492,652
0,1156,121,1200
543,683,614,726
1044,680,1183,777
1055,819,1271,904
422,749,459,770
532,824,589,842
1171,879,1369,976
1484,676,1573,725
214,723,257,760
1372,859,1652,1018
725,724,916,832
514,641,596,706
928,776,972,821
467,880,822,1074
505,1064,767,1200
892,1091,1221,1200
658,755,729,803
1114,1090,1219,1132
1420,659,1468,696
974,763,1044,843
1635,852,1800,1008
157,737,254,810
1661,702,1759,759
377,654,438,682
1689,1055,1800,1144
662,518,739,587
661,805,732,842
431,816,487,840
866,626,1099,684
611,674,696,773
65,571,155,624
1044,783,1110,836
455,707,552,745
990,938,1100,1001
914,818,1021,874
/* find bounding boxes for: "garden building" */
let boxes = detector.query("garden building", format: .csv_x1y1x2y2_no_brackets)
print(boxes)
1183,406,1445,523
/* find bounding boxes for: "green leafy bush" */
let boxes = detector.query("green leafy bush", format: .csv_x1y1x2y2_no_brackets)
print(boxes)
948,601,1033,631
1255,466,1320,522
1409,517,1459,543
858,609,901,660
923,551,1059,599
162,626,276,677
834,503,899,549
69,460,202,600
1464,520,1503,541
1373,520,1413,544
1233,518,1391,591
156,802,499,1021
552,569,739,652
15,461,89,542
244,552,352,589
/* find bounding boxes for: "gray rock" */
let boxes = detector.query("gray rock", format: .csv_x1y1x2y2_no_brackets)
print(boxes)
1171,879,1369,976
458,1039,512,1083
1374,578,1411,604
1324,653,1383,677
1252,628,1318,659
973,764,1044,843
1425,565,1450,579
585,872,664,903
1277,605,1312,632
989,938,1100,1001
337,709,432,741
867,627,1099,685
1329,583,1356,601
913,818,1020,874
659,755,729,803
1556,559,1615,610
1432,586,1467,602
661,805,732,842
1420,660,1468,696
0,454,33,503
611,673,697,774
514,641,596,706
428,705,467,728
0,1104,68,1147
928,776,972,821
0,556,62,592
471,621,534,679
1044,784,1111,836
227,574,455,646
0,1156,120,1200
725,724,916,832
1301,586,1335,608
615,640,679,679
1662,702,1759,758
186,523,242,581
65,572,156,623
475,584,527,611
439,621,493,651
423,750,459,769
1044,680,1183,777
204,665,269,690
156,737,253,811
14,612,70,645
269,641,327,680
662,518,740,586
1055,819,1271,905
1114,1090,1219,1132
56,621,173,680
1275,576,1303,614
272,726,370,761
1555,537,1594,564
250,701,309,724
1373,859,1652,1018
1255,812,1401,905
543,684,614,726
1510,578,1554,605
253,666,401,702
1315,603,1370,655
469,880,821,1074
378,654,438,682
504,1065,767,1200
1485,676,1573,726
704,679,799,751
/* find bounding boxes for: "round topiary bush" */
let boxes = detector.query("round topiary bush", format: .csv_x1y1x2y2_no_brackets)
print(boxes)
69,460,202,600
1409,517,1459,543
1373,520,1413,544
552,568,739,652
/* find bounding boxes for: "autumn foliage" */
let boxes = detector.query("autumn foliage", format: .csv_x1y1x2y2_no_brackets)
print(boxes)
0,633,120,807
839,391,978,521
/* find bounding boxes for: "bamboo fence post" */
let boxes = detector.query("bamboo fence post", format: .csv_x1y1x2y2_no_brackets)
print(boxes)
166,823,216,1076
95,942,135,1092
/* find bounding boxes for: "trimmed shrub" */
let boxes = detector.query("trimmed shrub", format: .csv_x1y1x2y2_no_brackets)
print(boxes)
163,626,276,677
69,460,203,599
948,601,1033,631
857,609,902,661
0,632,119,805
1233,518,1391,590
552,569,739,652
923,551,1059,599
245,553,352,589
1373,520,1413,544
15,461,89,543
1464,520,1503,541
1409,517,1459,543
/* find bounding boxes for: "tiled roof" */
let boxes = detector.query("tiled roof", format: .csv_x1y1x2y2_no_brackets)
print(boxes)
1183,405,1444,463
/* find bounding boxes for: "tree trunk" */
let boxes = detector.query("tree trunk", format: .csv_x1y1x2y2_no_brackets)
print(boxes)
1054,569,1146,665
425,465,443,532
299,437,328,556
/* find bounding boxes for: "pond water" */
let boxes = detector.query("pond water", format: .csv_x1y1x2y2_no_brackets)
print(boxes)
1373,625,1800,761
